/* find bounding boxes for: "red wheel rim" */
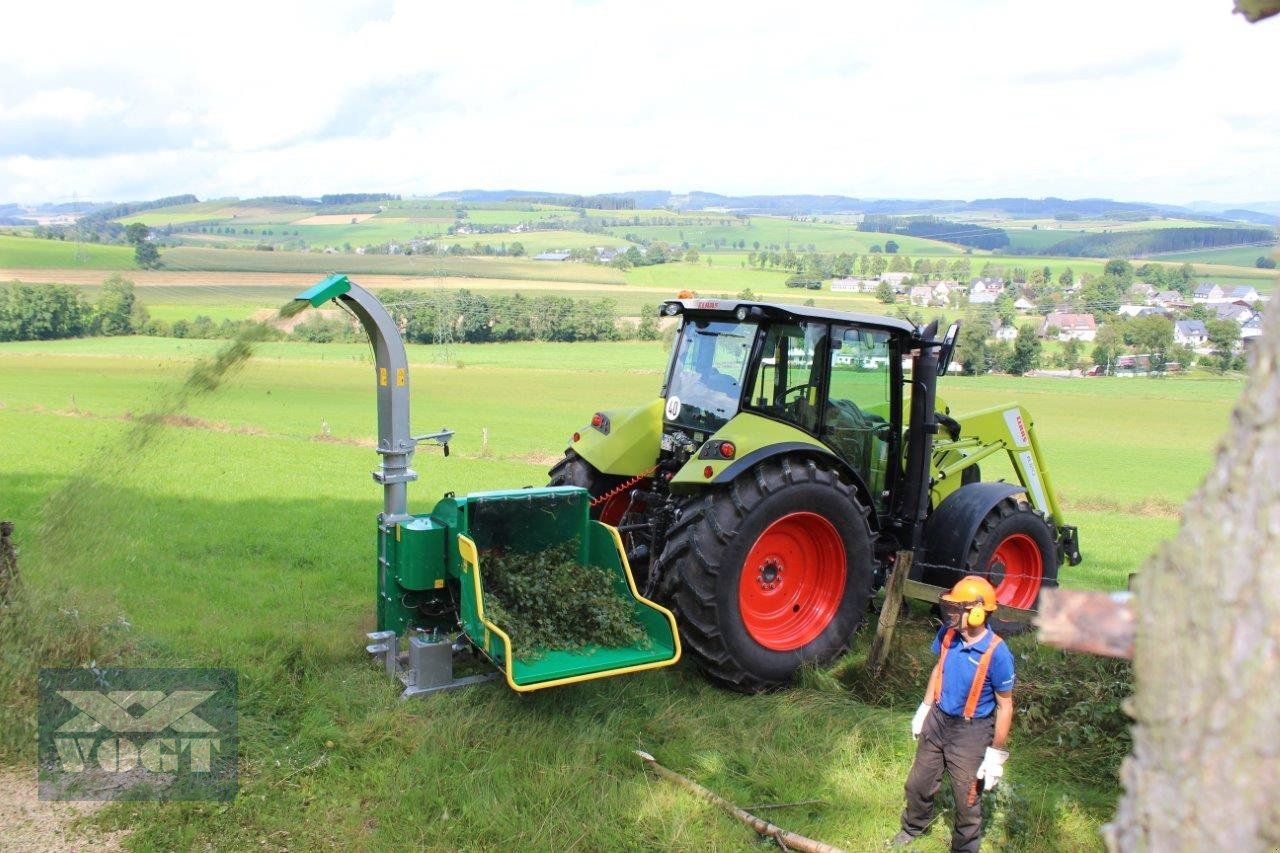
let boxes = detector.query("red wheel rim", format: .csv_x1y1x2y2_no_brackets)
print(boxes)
988,533,1043,610
596,492,630,526
737,512,846,651
594,478,650,527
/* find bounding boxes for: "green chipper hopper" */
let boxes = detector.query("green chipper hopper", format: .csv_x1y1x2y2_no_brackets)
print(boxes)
292,275,680,697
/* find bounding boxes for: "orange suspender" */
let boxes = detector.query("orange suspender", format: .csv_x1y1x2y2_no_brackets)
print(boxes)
934,628,955,704
935,629,1003,720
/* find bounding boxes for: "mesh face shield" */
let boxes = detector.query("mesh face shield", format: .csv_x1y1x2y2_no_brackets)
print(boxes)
940,598,984,623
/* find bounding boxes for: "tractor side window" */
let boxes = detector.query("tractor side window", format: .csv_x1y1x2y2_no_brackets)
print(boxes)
825,326,893,510
747,322,828,434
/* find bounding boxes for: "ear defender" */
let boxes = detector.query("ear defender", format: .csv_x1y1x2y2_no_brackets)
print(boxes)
968,606,986,627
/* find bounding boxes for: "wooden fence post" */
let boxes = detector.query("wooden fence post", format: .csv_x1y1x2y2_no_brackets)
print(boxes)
867,549,913,675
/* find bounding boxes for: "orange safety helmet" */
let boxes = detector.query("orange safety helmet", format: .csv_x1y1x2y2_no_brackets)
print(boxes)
940,575,998,612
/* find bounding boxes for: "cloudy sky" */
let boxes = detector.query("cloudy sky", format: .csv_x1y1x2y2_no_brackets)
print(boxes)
2,0,1276,206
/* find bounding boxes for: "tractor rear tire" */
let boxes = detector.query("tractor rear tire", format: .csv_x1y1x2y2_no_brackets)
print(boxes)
547,450,628,523
660,455,874,692
963,498,1058,636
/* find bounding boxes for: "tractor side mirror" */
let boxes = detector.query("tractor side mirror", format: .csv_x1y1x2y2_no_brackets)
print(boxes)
938,322,961,374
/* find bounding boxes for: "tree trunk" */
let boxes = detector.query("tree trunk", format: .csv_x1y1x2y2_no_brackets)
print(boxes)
1107,305,1280,850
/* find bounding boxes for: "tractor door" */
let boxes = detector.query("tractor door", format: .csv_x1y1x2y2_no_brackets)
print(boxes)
822,325,898,513
744,322,829,434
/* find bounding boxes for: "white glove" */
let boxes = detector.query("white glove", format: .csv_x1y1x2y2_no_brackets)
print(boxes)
976,747,1009,790
911,703,931,740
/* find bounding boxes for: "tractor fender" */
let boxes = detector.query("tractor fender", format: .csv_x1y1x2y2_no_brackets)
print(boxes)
919,482,1027,578
702,442,880,530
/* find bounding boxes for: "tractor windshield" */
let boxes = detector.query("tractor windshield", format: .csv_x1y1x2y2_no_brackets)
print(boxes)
664,319,755,432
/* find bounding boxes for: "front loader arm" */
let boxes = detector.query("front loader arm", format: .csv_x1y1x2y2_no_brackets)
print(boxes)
940,404,1065,527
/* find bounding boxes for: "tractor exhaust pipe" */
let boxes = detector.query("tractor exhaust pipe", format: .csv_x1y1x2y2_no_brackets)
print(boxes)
897,322,941,549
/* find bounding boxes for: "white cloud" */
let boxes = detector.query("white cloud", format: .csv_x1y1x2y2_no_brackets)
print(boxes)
0,0,1276,204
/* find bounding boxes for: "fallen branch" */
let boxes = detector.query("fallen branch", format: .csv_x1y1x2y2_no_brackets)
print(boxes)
746,799,828,812
1036,589,1134,659
634,750,846,853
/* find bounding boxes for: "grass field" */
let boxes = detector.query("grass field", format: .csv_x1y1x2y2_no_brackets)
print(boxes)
1145,243,1278,266
0,333,1240,849
0,235,137,270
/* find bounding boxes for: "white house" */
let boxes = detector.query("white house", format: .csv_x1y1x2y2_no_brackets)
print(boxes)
1042,311,1098,342
908,285,934,306
1193,283,1224,303
1214,303,1255,325
933,280,960,302
993,322,1018,342
1152,290,1186,308
1118,304,1149,317
1013,296,1035,312
1174,319,1208,347
1129,282,1157,302
880,271,911,288
831,277,880,293
1225,285,1260,303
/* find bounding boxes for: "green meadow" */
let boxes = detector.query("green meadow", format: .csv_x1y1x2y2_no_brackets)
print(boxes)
0,234,138,269
0,331,1237,849
0,330,1239,845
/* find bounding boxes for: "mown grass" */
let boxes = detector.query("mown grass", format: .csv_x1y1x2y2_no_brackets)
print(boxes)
0,336,1241,850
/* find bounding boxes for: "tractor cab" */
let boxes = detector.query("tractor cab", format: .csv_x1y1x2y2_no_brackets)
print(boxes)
656,299,919,516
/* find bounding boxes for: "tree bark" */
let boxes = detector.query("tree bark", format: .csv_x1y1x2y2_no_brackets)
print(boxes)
1107,304,1280,851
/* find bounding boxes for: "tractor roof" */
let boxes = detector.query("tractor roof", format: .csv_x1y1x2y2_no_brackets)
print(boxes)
661,298,918,335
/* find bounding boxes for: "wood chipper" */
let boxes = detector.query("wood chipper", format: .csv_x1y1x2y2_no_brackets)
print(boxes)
292,275,681,697
550,297,1082,692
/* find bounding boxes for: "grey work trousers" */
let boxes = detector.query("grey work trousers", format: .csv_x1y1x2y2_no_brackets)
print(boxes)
900,705,996,853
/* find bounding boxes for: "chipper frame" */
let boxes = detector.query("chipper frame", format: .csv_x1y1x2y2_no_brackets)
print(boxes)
291,275,681,698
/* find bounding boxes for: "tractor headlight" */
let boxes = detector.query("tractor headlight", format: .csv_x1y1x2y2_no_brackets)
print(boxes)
663,303,681,316
735,306,748,321
590,412,611,435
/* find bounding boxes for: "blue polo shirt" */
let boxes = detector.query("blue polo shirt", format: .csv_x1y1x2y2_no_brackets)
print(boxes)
931,626,1015,719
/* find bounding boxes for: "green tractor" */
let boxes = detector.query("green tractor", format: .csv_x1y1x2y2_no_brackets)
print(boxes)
551,297,1081,692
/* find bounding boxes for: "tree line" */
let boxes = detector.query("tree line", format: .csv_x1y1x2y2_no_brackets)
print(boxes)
859,215,1011,251
377,288,658,343
518,194,636,210
0,278,659,346
319,193,400,205
1042,226,1273,258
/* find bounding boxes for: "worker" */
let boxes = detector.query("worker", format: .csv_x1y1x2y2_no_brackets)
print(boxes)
888,575,1015,852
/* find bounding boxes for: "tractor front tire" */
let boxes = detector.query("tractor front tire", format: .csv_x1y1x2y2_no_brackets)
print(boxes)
964,498,1059,635
661,456,874,692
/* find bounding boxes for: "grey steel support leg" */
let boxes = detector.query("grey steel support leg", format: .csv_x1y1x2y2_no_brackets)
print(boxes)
401,634,498,699
366,631,497,698
366,630,400,676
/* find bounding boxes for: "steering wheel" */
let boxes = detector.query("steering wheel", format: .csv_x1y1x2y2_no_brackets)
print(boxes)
784,382,811,397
